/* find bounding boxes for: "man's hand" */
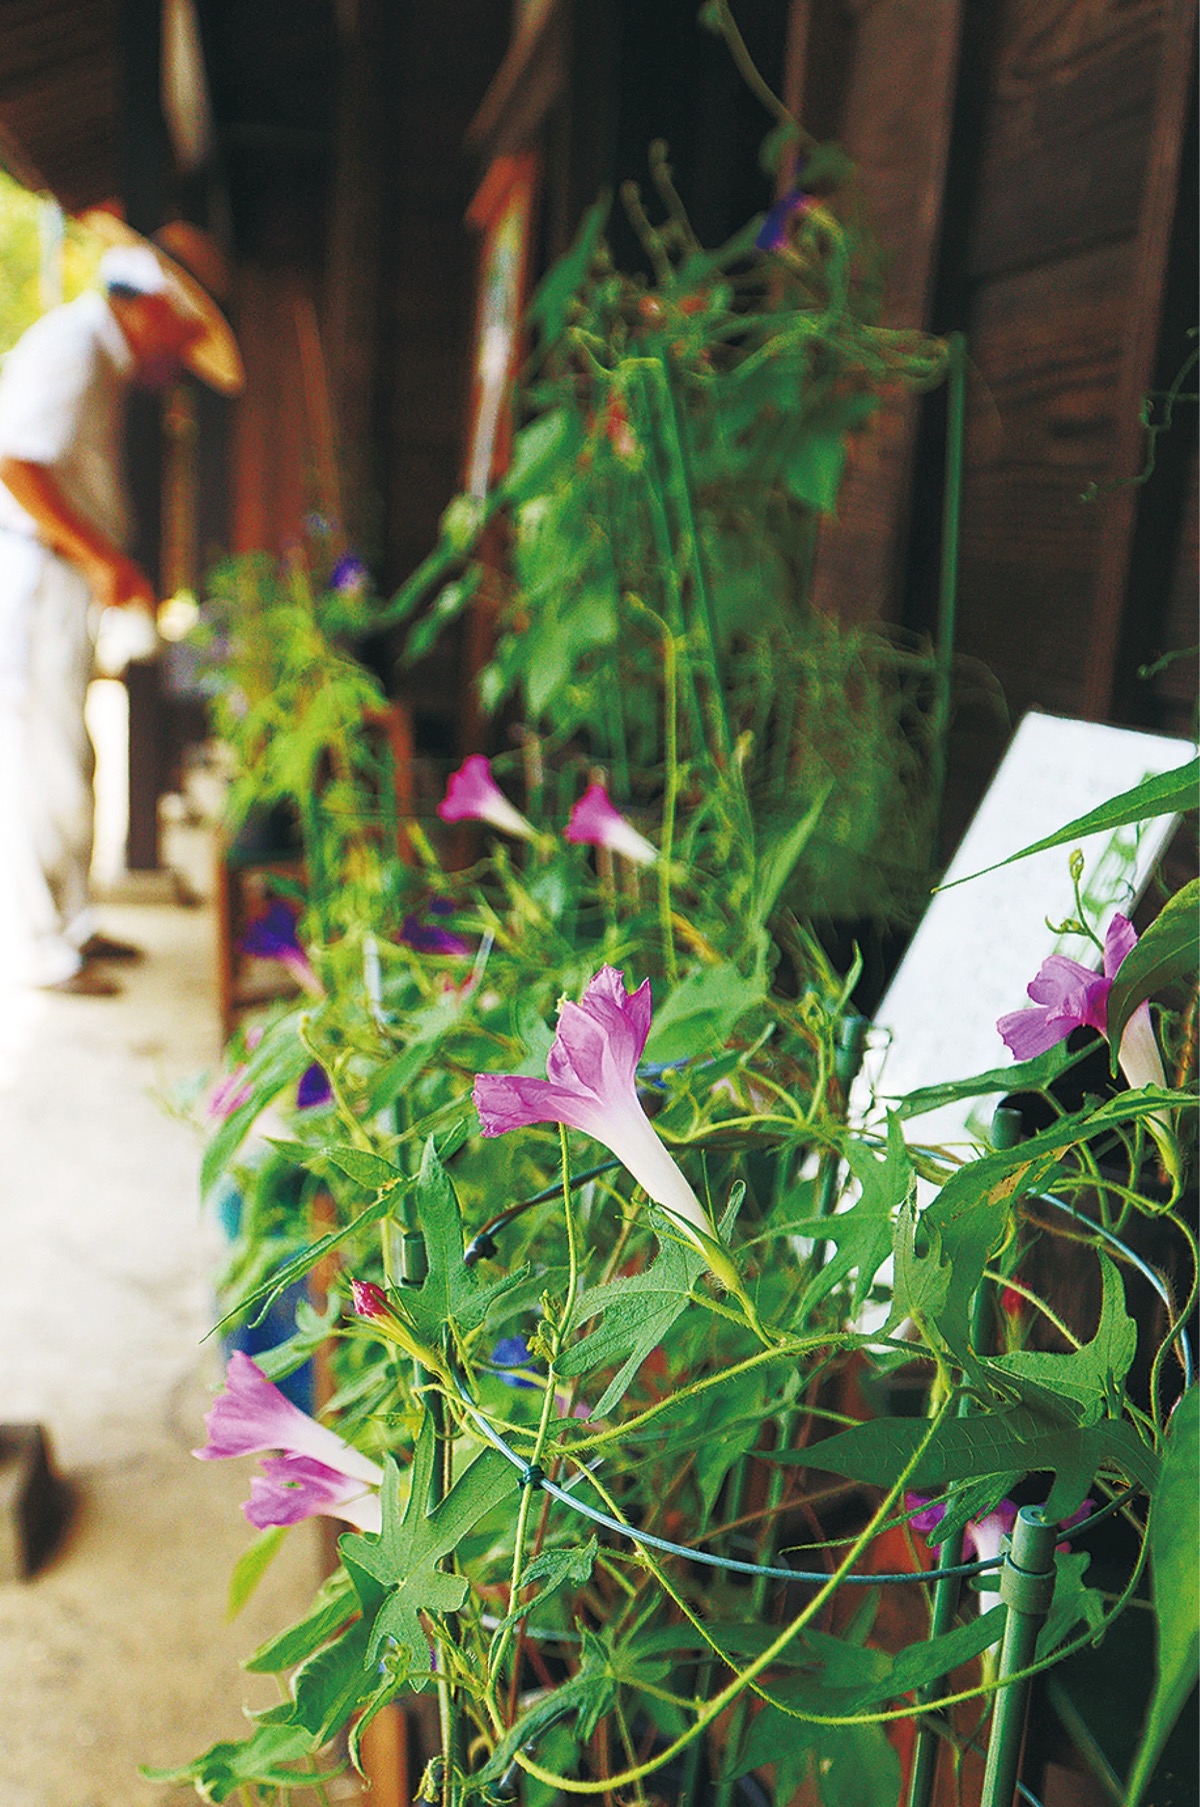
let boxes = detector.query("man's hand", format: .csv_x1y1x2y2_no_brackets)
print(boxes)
0,456,156,612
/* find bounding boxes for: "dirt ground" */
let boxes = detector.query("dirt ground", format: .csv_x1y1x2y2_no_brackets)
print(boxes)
0,859,341,1807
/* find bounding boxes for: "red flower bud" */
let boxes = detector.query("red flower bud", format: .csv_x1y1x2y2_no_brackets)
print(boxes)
351,1279,390,1320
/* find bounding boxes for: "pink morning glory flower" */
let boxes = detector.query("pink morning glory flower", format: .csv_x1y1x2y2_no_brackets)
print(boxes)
194,1351,383,1533
907,1492,1018,1566
997,911,1166,1091
206,1064,252,1122
205,1027,265,1122
244,1453,382,1533
438,755,536,841
564,783,658,868
906,1492,1093,1561
473,966,736,1286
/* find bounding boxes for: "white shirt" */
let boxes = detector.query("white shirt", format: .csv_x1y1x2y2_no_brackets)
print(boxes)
0,290,135,548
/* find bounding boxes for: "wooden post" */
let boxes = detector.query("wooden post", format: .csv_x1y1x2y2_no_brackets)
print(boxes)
120,0,170,870
787,0,969,629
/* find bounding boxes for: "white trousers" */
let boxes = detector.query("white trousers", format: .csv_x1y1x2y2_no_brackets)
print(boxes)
0,534,97,986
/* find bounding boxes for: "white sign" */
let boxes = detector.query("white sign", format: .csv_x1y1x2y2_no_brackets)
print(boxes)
855,709,1195,1154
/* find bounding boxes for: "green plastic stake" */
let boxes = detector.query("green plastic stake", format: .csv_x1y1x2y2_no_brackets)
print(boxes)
990,1106,1024,1152
813,1014,870,1231
905,1516,968,1807
980,1507,1059,1807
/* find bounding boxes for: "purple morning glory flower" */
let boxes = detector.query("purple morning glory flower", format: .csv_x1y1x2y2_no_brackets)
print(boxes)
438,755,536,840
756,185,814,252
240,900,320,993
997,911,1165,1090
297,1063,332,1109
329,551,370,595
194,1352,383,1533
399,909,472,957
473,966,734,1285
564,783,658,868
241,898,301,960
489,1335,538,1389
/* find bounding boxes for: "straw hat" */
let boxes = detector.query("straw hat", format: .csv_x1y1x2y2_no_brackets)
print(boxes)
78,208,244,395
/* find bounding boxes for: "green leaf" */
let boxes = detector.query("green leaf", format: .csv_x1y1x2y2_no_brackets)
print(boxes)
521,583,618,719
889,1188,952,1340
1036,1548,1106,1658
494,1537,599,1635
751,785,831,932
555,1229,703,1416
1126,1384,1199,1805
890,1041,1076,1120
985,1256,1137,1429
524,194,611,352
340,1415,519,1684
404,1139,529,1342
209,1184,402,1340
226,1524,288,1620
404,568,481,662
791,1404,1158,1514
781,428,850,513
690,1365,772,1516
1107,879,1200,1057
475,1649,615,1786
244,1567,359,1673
254,1616,373,1742
731,1706,900,1807
200,1013,314,1199
140,1722,317,1800
250,1292,342,1385
939,757,1199,890
643,962,766,1065
794,1114,910,1317
323,1145,406,1191
910,1093,1165,1369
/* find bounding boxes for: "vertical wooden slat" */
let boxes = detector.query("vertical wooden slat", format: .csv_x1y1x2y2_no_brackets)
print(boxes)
797,0,969,627
324,0,386,553
1081,0,1198,719
121,0,169,869
231,268,314,552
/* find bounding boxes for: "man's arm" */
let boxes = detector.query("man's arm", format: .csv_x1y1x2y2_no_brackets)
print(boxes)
0,455,155,614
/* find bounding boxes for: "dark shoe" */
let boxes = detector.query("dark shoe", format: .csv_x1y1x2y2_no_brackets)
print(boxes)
78,933,146,965
43,967,122,997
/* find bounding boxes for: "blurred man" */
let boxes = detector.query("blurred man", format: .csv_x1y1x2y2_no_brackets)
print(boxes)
0,218,242,993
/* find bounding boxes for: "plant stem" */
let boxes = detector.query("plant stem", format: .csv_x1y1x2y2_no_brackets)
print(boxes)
486,1128,585,1731
659,625,681,986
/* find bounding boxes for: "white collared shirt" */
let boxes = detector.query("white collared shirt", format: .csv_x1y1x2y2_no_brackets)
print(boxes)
0,290,135,548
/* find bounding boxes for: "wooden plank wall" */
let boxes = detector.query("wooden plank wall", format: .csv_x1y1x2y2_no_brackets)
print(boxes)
788,0,1198,846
